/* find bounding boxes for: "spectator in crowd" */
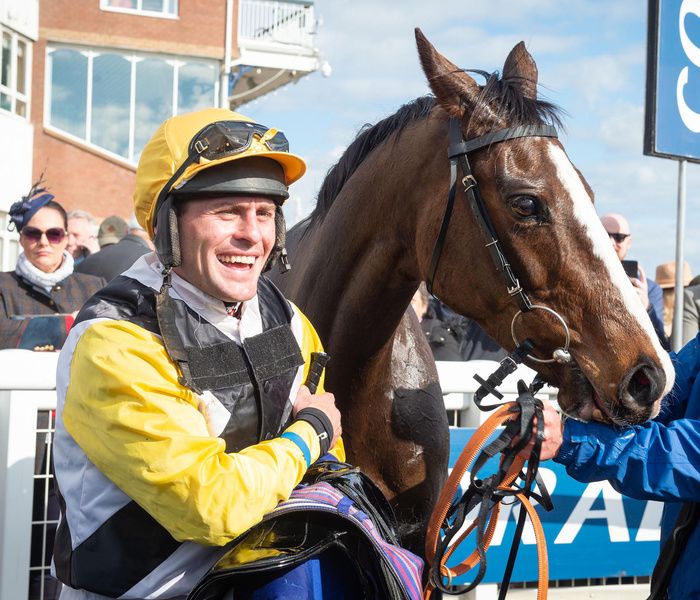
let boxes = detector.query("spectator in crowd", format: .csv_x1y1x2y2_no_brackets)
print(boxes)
76,215,152,282
655,260,693,337
411,283,463,361
601,213,667,347
0,185,105,350
410,284,507,362
533,335,700,599
52,108,350,599
66,209,100,264
680,281,700,346
97,215,128,248
431,298,508,362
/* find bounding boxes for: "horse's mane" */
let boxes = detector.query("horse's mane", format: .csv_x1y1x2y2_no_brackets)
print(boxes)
309,96,437,226
308,72,562,226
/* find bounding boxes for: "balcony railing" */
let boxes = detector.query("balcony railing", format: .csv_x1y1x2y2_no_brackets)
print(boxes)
238,0,316,50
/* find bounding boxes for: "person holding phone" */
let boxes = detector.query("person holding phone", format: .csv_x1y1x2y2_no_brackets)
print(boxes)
601,213,667,348
0,185,105,350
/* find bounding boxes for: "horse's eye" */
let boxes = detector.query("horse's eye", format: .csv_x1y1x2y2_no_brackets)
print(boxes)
510,196,539,218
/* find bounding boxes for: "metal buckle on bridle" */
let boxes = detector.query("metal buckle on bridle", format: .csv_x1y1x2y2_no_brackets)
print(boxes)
506,281,523,297
462,174,477,191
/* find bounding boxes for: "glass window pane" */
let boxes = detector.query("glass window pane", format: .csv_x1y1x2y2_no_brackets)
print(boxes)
49,49,88,139
177,62,216,114
16,40,26,94
0,92,9,111
107,0,137,8
1,32,10,87
134,58,173,160
142,0,164,12
16,99,26,117
91,53,131,157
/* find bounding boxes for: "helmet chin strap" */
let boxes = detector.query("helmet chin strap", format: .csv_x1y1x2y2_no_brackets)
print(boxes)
153,195,181,270
263,205,290,273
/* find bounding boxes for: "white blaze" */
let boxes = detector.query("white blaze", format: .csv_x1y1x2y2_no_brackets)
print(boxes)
546,144,674,397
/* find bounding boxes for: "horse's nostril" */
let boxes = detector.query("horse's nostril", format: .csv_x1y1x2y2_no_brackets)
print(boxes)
623,364,661,407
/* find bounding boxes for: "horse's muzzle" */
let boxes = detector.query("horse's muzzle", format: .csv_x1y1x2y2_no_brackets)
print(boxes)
618,360,666,420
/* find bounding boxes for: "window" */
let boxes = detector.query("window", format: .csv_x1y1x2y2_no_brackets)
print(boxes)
0,211,20,272
46,45,218,163
100,0,179,18
0,26,31,118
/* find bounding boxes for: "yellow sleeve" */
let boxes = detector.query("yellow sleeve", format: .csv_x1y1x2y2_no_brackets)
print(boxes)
293,305,345,461
63,320,325,546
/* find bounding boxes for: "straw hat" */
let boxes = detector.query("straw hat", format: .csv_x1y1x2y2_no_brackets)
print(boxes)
655,261,692,289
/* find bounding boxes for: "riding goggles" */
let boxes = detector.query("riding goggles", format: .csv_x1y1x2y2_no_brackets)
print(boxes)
190,121,289,160
21,226,66,244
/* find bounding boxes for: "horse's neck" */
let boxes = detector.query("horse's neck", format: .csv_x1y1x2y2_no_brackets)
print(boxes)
298,116,448,367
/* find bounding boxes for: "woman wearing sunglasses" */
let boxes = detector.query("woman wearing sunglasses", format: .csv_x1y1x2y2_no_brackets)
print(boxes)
0,184,105,350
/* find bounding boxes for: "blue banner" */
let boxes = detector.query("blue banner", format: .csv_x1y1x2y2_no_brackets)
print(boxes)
645,0,700,162
446,428,661,584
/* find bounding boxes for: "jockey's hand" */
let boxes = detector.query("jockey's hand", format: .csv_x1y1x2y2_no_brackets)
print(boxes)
630,265,650,310
516,401,563,462
293,385,342,449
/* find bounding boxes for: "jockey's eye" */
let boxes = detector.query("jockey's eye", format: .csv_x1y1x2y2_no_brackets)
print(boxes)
509,195,539,219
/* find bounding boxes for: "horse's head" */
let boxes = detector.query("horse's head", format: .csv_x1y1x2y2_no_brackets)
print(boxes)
414,29,674,425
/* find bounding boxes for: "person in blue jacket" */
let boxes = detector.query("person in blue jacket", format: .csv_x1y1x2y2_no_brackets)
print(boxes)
534,336,700,599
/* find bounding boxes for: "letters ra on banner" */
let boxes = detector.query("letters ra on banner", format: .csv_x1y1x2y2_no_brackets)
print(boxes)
644,0,700,163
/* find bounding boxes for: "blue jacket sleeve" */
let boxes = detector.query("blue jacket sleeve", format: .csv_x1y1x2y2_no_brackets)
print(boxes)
554,337,700,503
648,279,664,324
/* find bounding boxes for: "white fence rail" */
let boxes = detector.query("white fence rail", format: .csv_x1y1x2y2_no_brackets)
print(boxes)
238,0,316,48
0,350,552,600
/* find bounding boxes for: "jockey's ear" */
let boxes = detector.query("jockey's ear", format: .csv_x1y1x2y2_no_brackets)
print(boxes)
415,27,479,119
502,42,538,101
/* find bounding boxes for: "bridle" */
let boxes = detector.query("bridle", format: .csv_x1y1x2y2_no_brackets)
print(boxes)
424,118,576,599
426,117,572,365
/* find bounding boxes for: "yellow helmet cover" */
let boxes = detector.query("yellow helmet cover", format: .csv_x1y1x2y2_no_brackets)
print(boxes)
133,108,307,237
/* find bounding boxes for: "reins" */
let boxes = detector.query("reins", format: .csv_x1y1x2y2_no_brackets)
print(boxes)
424,358,553,599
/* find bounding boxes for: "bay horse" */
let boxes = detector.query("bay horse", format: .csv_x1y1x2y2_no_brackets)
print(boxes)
273,29,674,555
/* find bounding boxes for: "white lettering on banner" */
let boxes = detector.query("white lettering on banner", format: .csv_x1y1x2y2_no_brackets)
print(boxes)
555,482,629,544
636,501,663,542
491,468,558,546
677,0,700,132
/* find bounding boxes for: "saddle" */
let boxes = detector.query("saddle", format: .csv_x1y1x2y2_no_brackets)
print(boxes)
187,460,424,600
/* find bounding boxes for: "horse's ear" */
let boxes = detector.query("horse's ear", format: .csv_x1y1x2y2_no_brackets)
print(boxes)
502,41,538,100
415,28,479,117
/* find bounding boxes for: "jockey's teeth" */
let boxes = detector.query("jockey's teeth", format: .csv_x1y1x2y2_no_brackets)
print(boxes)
218,255,255,265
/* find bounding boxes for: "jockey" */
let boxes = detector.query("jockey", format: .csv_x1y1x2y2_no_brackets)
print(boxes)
52,108,344,599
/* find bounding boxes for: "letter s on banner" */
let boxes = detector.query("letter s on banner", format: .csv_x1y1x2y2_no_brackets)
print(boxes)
677,0,700,131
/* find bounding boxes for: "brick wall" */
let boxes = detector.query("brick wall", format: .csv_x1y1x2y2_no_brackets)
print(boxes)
31,0,235,219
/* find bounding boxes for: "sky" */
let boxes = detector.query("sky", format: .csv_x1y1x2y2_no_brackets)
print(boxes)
242,0,700,280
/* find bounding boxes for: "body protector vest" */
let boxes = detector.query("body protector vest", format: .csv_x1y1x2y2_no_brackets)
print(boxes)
53,273,305,597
